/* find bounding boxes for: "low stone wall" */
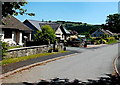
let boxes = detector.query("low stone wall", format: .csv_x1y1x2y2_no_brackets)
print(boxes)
6,45,50,58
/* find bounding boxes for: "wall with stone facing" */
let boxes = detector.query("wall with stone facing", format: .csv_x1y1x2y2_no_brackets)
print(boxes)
6,45,50,58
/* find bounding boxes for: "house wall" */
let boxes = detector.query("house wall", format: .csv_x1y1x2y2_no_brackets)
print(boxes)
55,27,65,40
1,29,23,46
0,29,3,40
19,32,23,45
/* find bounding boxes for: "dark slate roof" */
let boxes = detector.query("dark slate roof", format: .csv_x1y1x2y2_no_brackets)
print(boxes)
40,23,70,34
60,25,71,34
25,19,70,34
1,16,32,31
25,19,44,31
39,23,60,31
92,28,113,36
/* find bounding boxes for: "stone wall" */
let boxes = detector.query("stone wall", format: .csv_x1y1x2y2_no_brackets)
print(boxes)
6,45,50,58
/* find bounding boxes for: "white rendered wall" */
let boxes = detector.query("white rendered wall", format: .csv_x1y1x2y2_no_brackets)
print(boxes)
29,33,31,41
19,32,23,45
0,29,3,40
55,27,64,40
3,31,16,45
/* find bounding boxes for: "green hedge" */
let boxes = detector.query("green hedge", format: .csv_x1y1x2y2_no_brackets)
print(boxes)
0,41,8,57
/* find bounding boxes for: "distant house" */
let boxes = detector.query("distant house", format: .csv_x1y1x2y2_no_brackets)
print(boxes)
0,16,32,46
23,20,71,40
91,29,113,37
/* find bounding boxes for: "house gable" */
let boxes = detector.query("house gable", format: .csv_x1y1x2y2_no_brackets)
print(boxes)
24,20,42,31
91,29,113,37
1,16,32,46
55,26,63,36
23,19,71,40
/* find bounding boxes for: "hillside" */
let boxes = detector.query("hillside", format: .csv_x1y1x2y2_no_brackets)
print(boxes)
55,21,102,35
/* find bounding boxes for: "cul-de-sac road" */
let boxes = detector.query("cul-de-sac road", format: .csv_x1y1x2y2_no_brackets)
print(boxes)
2,44,119,84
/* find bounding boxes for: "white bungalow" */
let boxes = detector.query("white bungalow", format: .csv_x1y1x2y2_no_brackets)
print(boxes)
0,16,32,46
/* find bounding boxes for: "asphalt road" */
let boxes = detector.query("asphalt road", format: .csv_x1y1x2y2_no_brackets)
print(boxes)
2,44,118,84
2,50,79,74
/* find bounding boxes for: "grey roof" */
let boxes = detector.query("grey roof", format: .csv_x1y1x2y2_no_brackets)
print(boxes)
25,19,71,34
2,16,32,31
105,30,113,35
26,20,44,31
39,23,60,31
92,28,113,35
101,29,113,35
62,27,71,34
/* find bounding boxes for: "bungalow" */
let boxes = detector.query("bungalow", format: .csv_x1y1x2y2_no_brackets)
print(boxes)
23,20,71,40
91,28,113,37
0,16,32,46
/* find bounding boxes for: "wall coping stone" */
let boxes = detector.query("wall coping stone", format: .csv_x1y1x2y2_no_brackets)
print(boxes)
7,45,49,52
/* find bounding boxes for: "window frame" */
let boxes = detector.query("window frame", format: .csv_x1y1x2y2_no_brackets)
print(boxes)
4,29,12,39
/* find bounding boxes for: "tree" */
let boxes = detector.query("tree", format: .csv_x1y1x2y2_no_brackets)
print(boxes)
34,25,56,44
2,1,35,17
105,14,120,33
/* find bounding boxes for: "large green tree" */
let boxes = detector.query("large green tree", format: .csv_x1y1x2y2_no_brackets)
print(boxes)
34,25,56,44
105,14,120,33
2,1,35,17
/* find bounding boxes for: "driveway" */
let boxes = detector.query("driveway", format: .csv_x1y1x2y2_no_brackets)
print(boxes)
2,44,118,84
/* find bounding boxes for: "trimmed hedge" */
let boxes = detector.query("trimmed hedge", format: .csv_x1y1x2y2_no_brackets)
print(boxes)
0,41,8,57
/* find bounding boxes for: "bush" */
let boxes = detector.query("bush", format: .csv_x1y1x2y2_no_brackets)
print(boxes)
102,39,108,44
23,74,120,85
106,37,115,42
34,25,56,44
0,41,8,57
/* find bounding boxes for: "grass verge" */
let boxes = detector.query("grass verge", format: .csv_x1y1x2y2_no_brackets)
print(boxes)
7,46,22,49
0,51,69,66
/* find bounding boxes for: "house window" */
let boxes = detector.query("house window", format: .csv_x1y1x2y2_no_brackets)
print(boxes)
56,34,60,35
4,29,12,38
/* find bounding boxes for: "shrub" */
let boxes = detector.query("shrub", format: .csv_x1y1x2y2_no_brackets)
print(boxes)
0,41,8,57
106,37,115,42
96,39,107,44
34,25,56,45
102,39,108,44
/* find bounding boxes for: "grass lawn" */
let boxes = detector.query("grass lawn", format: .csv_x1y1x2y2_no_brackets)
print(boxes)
7,46,22,49
0,51,69,66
